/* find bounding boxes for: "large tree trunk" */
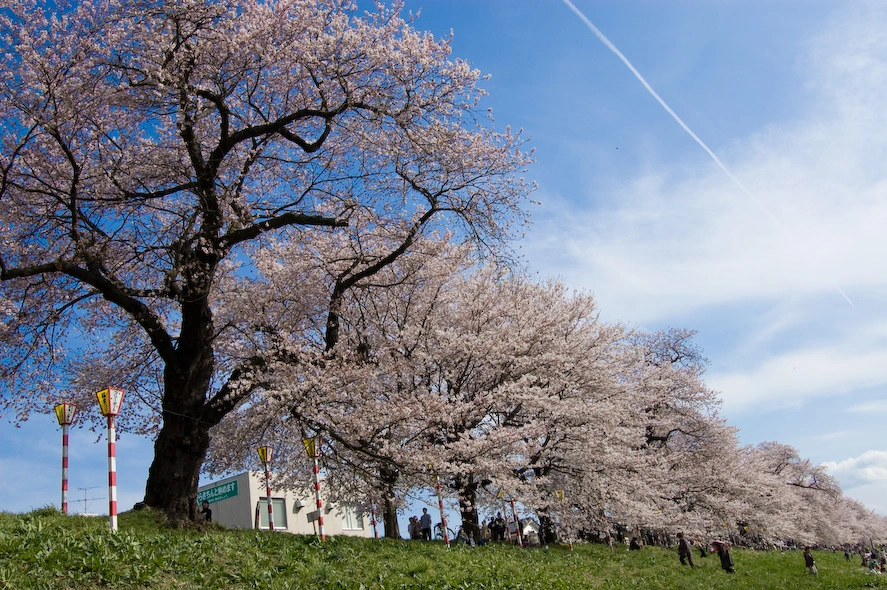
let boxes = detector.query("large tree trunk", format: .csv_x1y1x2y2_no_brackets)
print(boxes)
143,294,217,521
143,412,211,520
454,474,480,537
380,467,401,539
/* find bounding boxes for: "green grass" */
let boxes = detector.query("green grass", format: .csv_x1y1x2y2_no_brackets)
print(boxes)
1,508,885,589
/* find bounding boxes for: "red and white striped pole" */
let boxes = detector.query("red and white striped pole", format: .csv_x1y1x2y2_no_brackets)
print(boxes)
369,496,379,539
107,414,118,530
96,388,124,532
264,466,274,531
302,437,325,541
256,446,274,531
312,453,325,541
54,403,78,514
510,498,524,547
435,475,450,548
62,423,71,513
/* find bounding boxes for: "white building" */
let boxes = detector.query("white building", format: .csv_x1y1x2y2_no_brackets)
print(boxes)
197,472,375,538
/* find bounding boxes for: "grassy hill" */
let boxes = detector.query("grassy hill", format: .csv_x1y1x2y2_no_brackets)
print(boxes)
1,507,884,589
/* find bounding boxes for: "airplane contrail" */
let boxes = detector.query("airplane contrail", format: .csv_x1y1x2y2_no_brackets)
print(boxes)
560,0,853,306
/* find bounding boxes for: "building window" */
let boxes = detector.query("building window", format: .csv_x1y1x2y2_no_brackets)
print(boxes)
258,498,288,529
341,505,364,530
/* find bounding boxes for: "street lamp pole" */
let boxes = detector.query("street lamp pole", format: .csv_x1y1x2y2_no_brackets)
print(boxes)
303,437,325,541
435,474,450,548
54,403,78,514
96,388,125,531
256,446,274,531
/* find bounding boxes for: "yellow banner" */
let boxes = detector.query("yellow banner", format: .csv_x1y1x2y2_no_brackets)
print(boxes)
554,489,564,502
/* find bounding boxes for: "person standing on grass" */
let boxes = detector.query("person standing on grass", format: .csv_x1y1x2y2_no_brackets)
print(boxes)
420,508,432,540
492,512,506,541
408,516,420,540
712,541,735,573
677,533,694,567
804,547,818,576
479,520,491,546
697,537,708,558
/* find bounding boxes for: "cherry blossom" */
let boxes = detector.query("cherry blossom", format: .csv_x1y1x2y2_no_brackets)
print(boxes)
0,0,532,519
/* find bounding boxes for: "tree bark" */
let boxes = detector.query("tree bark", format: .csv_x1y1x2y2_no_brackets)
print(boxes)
143,290,217,521
380,467,401,539
143,412,211,520
454,474,480,537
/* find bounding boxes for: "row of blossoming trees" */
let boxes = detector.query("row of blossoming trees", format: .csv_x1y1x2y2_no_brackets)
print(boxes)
1,0,883,546
204,237,886,547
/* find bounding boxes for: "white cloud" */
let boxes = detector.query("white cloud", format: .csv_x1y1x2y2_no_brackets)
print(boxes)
807,430,856,443
824,450,887,513
848,400,887,414
708,346,887,414
823,451,887,486
527,95,887,324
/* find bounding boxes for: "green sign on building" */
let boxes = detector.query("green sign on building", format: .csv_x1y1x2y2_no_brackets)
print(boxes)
198,480,238,504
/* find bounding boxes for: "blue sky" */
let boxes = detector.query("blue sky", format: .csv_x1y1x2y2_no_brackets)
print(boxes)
2,1,886,521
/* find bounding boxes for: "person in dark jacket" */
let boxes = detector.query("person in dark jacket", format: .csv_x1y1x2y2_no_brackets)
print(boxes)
712,541,735,573
492,513,506,541
677,533,694,567
804,547,818,576
420,508,432,540
200,500,212,522
408,516,421,539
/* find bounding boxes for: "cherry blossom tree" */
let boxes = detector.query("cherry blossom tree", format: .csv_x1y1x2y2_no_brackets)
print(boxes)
0,0,532,520
617,330,739,532
834,496,887,548
204,235,887,543
204,234,477,537
730,442,841,545
407,268,627,536
204,240,634,539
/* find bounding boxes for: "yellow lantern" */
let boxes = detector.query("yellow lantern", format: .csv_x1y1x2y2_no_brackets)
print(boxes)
96,387,125,416
54,403,78,426
256,445,273,465
302,437,319,458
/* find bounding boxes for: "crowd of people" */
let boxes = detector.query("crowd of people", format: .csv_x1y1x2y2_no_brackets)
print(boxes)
406,510,515,546
405,508,434,540
403,505,887,580
669,537,887,577
624,530,887,578
858,548,887,573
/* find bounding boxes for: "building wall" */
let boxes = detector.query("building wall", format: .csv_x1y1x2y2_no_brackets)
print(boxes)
198,471,375,538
